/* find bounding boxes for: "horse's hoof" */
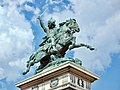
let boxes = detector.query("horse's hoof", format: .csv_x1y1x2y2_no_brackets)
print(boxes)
23,69,29,75
27,61,29,63
90,48,95,50
23,72,27,75
35,70,42,74
27,64,29,68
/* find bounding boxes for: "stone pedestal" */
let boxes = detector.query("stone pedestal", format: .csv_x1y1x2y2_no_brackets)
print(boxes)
16,62,99,90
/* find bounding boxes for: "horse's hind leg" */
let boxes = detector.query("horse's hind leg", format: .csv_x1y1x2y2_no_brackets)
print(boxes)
23,61,34,75
35,63,51,74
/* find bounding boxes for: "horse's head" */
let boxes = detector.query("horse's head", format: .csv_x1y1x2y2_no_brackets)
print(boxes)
65,19,80,33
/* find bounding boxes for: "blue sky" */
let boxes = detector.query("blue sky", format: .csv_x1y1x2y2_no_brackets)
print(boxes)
0,0,120,90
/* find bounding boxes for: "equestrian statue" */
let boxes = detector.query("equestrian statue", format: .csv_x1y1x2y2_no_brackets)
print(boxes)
23,16,94,75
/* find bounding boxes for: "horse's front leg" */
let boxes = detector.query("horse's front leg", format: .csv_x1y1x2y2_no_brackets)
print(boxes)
23,64,30,75
23,60,35,75
82,44,95,50
69,43,95,50
79,43,95,50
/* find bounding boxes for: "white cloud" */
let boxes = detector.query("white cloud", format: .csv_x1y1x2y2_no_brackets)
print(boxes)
34,7,40,16
24,4,34,12
0,68,4,79
53,6,61,12
0,1,34,81
31,7,41,23
24,4,40,16
43,0,120,72
46,0,63,5
74,10,120,72
24,4,41,23
0,0,33,6
0,81,7,90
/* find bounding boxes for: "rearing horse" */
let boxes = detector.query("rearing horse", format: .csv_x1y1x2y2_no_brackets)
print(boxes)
23,18,94,75
54,19,94,57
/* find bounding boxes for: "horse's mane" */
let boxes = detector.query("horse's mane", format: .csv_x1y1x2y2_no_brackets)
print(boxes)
59,22,66,27
59,19,76,27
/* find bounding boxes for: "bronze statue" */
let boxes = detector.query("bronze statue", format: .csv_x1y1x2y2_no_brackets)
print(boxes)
23,17,94,75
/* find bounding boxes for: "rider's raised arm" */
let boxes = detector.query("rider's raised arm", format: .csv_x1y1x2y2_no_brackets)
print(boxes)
37,16,47,32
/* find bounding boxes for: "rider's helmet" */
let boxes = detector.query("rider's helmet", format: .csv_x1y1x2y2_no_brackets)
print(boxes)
48,17,56,23
48,17,56,29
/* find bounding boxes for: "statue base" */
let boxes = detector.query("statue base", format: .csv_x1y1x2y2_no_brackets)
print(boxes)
16,62,99,90
35,57,82,74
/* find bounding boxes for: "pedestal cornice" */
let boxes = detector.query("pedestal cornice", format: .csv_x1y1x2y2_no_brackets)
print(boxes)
16,62,99,90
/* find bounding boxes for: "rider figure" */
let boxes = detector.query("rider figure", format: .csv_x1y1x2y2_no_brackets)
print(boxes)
37,16,58,54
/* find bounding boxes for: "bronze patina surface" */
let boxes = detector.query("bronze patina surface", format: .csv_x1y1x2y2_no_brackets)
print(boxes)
23,17,94,75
